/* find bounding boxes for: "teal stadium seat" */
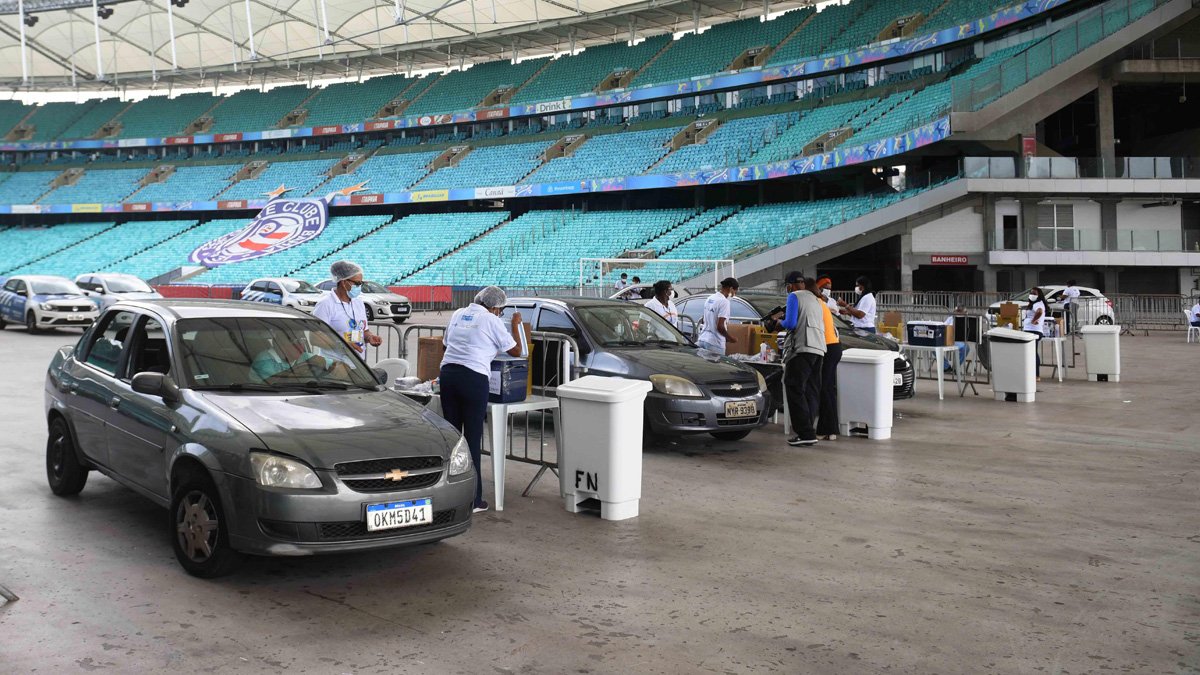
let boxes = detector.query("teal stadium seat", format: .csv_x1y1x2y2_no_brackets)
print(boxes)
39,168,147,204
524,127,682,184
0,222,115,274
405,58,551,117
220,158,340,201
317,151,441,195
132,165,239,203
209,85,314,134
416,141,551,190
114,92,221,139
511,35,670,104
301,75,417,127
7,220,197,277
102,219,246,279
58,98,127,141
0,171,63,204
656,113,797,172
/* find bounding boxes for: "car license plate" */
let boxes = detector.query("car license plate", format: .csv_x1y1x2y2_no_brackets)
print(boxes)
725,400,757,418
68,314,83,321
893,374,904,387
365,498,432,532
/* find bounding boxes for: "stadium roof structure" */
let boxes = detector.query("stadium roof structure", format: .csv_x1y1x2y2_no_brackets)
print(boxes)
0,0,816,92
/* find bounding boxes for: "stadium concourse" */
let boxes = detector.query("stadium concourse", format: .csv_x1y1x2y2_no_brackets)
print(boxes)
2,0,1200,671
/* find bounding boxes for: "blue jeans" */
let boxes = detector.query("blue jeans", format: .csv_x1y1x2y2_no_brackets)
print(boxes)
439,363,489,507
944,341,968,370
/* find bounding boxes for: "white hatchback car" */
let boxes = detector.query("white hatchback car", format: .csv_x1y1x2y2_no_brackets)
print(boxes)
239,278,325,313
315,279,411,323
988,285,1114,326
75,273,162,311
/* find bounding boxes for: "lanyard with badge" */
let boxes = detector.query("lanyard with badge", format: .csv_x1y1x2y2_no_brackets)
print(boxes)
340,300,364,347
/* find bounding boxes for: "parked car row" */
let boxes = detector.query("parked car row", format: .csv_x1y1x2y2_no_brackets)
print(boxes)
0,273,413,334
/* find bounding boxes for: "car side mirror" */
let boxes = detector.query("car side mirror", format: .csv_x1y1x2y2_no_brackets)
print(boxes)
131,372,181,403
372,368,389,385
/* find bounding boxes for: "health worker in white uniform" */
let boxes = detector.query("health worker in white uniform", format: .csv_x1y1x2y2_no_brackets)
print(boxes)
313,260,383,354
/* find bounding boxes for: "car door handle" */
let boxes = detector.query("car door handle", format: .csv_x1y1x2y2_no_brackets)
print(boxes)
109,397,121,409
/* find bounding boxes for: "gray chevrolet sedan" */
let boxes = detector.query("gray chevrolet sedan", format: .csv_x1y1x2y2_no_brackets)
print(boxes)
44,299,474,577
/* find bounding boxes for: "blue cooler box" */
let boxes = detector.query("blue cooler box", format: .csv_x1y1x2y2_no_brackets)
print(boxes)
489,356,529,403
906,321,948,346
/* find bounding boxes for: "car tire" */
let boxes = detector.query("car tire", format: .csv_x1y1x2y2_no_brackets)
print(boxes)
170,469,243,578
46,417,89,496
710,430,753,441
0,315,6,329
393,317,407,324
364,306,375,322
25,312,39,334
1096,315,1114,325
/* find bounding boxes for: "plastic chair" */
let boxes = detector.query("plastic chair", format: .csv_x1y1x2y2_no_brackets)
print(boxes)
1185,312,1200,344
375,358,410,383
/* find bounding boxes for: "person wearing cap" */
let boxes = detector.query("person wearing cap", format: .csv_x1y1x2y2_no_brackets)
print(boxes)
780,273,826,447
313,260,383,353
440,286,524,513
815,277,839,313
697,277,739,353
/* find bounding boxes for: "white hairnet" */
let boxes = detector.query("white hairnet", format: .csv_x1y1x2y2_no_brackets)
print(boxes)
473,286,507,309
330,260,363,282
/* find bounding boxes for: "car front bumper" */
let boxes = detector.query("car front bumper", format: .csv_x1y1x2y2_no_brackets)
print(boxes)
36,309,99,328
644,390,770,435
225,469,475,556
371,302,411,319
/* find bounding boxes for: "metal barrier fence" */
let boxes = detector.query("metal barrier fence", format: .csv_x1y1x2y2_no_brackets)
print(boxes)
361,322,582,494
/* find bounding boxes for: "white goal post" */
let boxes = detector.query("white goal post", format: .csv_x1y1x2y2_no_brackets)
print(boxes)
578,258,735,297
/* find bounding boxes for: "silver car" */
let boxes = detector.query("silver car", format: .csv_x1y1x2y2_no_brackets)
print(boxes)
316,279,412,323
44,299,473,577
74,273,162,311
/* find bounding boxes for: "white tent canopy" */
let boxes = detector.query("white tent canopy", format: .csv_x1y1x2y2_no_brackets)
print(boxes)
0,0,817,93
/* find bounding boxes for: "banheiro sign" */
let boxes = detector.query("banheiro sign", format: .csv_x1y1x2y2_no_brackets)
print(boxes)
930,255,969,265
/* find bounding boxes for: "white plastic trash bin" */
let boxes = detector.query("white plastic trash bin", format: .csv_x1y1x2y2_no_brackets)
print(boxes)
836,348,895,440
1080,324,1121,382
986,327,1037,403
556,376,653,521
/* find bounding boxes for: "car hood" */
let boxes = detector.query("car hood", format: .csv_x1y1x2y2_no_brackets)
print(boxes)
34,293,95,307
111,291,162,300
202,389,457,469
839,329,899,352
589,345,756,383
363,292,409,303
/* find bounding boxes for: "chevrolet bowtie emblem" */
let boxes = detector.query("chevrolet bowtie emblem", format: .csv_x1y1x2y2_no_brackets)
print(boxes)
385,469,409,481
730,383,743,391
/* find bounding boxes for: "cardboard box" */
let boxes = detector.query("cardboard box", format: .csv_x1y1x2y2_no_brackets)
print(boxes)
724,322,758,356
995,302,1021,330
417,336,446,382
906,321,950,347
879,310,904,341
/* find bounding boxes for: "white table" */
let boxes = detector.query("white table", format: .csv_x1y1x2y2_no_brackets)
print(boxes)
898,344,963,400
1041,336,1066,382
393,389,559,511
487,395,560,512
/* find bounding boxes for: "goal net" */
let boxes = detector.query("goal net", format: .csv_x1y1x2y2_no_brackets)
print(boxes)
578,258,735,298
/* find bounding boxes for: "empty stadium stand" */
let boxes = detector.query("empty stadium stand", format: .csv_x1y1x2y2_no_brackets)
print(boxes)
405,58,550,117
511,35,671,104
525,126,682,184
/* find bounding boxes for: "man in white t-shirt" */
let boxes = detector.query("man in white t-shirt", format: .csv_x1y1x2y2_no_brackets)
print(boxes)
312,260,383,354
1061,280,1081,333
697,277,739,353
644,280,679,328
1191,301,1200,327
614,273,629,292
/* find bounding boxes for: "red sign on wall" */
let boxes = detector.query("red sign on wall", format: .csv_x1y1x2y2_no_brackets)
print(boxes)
215,133,243,143
123,203,151,212
351,194,384,205
365,121,394,132
1022,137,1037,158
930,255,969,265
218,200,248,210
314,125,342,136
477,108,509,120
166,136,193,145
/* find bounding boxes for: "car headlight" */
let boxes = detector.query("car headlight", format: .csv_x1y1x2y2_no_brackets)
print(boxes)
249,452,322,489
40,302,54,311
754,370,767,392
448,437,471,476
649,374,704,398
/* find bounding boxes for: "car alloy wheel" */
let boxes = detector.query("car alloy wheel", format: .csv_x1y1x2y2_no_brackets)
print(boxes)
364,306,375,322
46,417,88,496
171,472,243,577
1096,316,1113,325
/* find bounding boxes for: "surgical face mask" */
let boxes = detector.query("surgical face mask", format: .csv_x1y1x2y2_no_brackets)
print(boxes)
821,288,831,299
1029,294,1038,302
855,287,863,296
347,283,362,299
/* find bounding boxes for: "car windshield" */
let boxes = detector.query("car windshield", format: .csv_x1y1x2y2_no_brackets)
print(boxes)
575,305,688,347
281,279,320,294
362,281,390,294
175,317,377,391
30,279,81,295
106,277,153,293
740,294,787,317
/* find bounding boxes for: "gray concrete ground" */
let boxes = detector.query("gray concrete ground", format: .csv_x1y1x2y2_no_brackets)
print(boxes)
0,325,1197,674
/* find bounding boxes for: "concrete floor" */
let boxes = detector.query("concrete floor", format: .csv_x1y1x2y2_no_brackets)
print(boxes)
0,325,1197,674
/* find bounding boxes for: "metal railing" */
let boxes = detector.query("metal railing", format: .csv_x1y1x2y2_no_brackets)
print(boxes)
963,155,1200,180
951,0,1166,113
989,228,1200,253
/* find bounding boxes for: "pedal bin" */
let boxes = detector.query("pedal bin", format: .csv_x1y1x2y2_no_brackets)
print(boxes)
986,327,1037,403
1079,324,1121,382
836,348,895,440
556,376,653,521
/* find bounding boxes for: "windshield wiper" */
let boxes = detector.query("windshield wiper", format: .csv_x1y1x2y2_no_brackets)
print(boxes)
193,383,291,392
300,380,350,390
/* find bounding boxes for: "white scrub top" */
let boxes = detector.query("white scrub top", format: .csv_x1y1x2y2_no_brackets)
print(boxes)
851,292,877,330
699,292,731,351
441,303,517,377
313,293,369,351
1023,300,1049,334
645,297,679,328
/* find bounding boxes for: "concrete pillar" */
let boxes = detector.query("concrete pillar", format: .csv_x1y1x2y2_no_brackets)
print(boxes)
981,265,998,293
1102,267,1120,295
1096,79,1117,177
1098,198,1118,250
900,233,914,292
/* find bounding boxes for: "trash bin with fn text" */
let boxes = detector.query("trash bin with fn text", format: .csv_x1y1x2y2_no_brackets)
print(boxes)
556,376,653,521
